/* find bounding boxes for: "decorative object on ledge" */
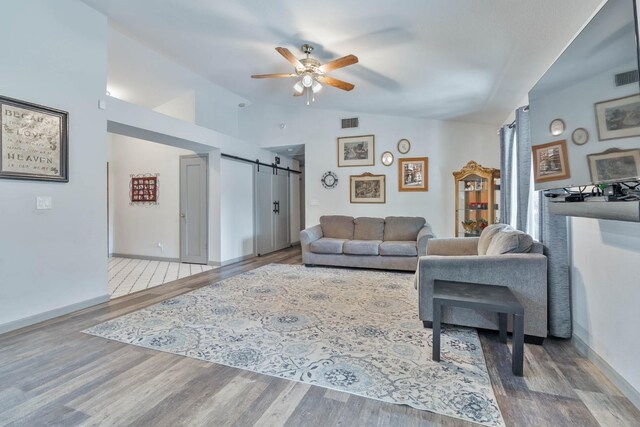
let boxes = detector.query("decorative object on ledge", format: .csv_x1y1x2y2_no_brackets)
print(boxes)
381,151,394,166
595,94,640,141
453,161,500,237
587,148,640,183
397,138,411,154
398,157,428,192
571,128,589,145
549,118,565,136
0,95,68,182
337,134,374,167
130,173,159,205
532,140,570,183
350,172,385,203
320,171,338,189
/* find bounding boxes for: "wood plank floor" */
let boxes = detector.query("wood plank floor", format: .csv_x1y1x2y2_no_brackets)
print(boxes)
1,247,638,427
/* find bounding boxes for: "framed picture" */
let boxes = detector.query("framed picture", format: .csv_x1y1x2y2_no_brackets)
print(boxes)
532,140,571,183
398,157,428,192
0,95,68,182
337,135,375,167
595,94,640,141
350,172,385,203
587,149,640,183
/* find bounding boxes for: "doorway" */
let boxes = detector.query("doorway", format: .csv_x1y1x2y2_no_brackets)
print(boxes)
255,167,290,256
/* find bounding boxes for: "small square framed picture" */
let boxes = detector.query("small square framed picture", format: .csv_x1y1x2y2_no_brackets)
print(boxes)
532,140,571,183
398,157,428,191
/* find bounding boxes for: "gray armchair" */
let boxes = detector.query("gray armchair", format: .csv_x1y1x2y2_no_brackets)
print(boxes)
417,226,548,340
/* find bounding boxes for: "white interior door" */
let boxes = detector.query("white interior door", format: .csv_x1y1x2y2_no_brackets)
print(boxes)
180,155,208,264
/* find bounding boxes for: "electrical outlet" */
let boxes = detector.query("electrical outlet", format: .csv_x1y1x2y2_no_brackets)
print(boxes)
36,196,53,210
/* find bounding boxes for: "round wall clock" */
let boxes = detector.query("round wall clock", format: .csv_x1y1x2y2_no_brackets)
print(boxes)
321,171,338,189
549,118,565,136
397,138,411,154
381,151,394,166
571,128,589,145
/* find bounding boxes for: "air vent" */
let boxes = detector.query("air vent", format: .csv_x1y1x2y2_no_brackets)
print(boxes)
341,117,359,129
615,70,639,87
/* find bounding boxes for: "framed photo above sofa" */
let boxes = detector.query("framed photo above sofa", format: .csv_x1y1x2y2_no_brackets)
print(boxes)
337,135,375,167
398,157,428,191
587,148,640,183
532,140,570,183
350,172,385,203
595,94,640,141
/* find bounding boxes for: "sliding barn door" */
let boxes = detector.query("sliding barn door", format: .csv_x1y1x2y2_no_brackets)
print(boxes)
254,166,290,256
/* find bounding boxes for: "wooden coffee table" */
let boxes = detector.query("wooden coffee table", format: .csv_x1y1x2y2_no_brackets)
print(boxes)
432,279,525,376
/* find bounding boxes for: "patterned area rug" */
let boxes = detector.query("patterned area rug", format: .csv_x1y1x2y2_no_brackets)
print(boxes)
84,264,504,426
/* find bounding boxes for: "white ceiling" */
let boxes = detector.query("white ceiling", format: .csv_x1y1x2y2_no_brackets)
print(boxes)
82,0,603,125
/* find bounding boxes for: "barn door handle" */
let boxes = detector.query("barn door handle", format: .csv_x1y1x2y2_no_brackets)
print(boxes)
273,201,278,213
275,201,280,214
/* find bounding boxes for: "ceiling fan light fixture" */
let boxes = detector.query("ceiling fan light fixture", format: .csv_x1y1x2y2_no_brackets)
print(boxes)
293,81,304,94
311,80,322,93
301,74,314,88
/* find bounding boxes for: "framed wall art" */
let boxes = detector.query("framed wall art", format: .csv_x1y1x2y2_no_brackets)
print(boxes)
398,157,428,191
587,148,640,183
595,94,640,141
337,135,375,167
532,140,571,183
130,173,159,204
0,95,68,182
350,172,385,203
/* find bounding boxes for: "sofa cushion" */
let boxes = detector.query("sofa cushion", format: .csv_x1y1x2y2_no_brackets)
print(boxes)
353,217,385,241
320,215,354,240
344,240,381,256
379,241,418,257
486,230,533,255
309,238,347,254
478,223,512,255
383,217,426,241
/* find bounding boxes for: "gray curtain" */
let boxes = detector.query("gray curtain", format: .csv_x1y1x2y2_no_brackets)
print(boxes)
501,107,571,339
499,125,515,225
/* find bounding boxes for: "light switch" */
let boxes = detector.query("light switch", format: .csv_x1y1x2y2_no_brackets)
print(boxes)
98,99,107,110
36,196,53,210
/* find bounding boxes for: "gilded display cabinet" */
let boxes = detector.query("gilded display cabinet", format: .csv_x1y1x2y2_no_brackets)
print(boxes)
453,161,500,237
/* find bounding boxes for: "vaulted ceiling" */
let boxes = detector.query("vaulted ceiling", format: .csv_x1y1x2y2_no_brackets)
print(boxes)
82,0,603,125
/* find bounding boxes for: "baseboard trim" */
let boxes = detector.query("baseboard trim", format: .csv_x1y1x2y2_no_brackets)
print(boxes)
0,294,110,336
572,333,640,410
111,253,180,263
219,254,255,267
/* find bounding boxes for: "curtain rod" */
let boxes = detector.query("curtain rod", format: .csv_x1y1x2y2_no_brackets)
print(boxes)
497,105,529,134
221,153,302,174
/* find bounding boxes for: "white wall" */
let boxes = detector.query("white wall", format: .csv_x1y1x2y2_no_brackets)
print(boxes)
220,159,255,262
570,218,640,399
0,0,108,331
240,105,499,237
154,91,195,123
108,134,196,259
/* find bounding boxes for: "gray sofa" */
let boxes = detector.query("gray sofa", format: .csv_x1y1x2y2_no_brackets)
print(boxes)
417,224,548,340
300,215,435,271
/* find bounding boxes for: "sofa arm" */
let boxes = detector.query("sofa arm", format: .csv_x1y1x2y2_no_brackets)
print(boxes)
300,225,323,264
417,254,548,336
417,224,436,256
426,237,479,256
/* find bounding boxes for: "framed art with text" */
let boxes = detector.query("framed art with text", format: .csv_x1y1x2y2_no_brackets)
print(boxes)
0,95,68,182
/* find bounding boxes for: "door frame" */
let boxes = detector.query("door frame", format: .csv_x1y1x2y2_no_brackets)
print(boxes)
179,154,209,264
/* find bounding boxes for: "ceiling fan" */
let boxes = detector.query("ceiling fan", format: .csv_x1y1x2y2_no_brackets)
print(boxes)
251,44,358,104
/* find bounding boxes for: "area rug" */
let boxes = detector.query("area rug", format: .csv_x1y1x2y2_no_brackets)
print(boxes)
84,264,504,426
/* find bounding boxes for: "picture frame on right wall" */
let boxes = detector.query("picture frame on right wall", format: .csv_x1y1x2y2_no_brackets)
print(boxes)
587,148,640,183
594,94,640,141
532,139,571,183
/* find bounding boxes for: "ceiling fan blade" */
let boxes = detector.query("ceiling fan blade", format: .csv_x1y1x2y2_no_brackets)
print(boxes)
319,54,358,73
293,90,304,97
275,47,304,70
251,73,297,79
319,76,355,91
